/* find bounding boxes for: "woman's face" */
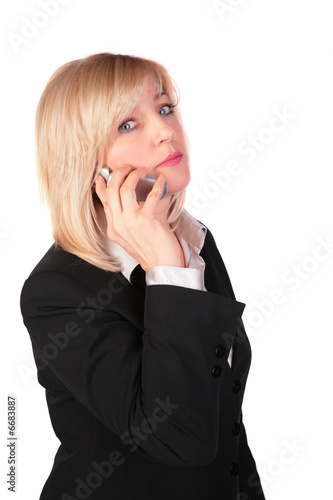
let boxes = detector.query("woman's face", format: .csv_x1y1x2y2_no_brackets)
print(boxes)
103,76,190,196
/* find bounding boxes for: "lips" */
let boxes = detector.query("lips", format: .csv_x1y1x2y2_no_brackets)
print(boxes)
156,152,183,168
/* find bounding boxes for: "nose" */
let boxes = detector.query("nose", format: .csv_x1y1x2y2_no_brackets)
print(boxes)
150,114,174,145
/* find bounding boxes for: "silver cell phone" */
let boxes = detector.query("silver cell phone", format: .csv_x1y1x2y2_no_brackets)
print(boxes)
99,166,167,202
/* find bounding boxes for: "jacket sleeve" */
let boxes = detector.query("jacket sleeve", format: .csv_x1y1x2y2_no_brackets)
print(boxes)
20,270,245,467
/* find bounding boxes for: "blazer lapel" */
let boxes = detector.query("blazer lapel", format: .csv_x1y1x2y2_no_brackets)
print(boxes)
199,232,235,299
199,230,251,372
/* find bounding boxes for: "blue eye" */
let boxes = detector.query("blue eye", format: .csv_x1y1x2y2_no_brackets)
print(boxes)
119,103,176,134
119,120,135,132
159,104,175,116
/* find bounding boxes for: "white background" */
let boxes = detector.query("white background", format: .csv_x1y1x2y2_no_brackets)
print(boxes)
1,0,332,498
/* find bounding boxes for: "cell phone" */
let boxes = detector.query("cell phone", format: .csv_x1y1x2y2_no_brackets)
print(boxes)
99,166,168,202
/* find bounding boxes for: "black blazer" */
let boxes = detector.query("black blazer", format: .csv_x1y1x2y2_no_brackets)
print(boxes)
20,225,265,500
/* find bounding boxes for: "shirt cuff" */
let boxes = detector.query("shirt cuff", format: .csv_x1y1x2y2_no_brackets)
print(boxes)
145,266,207,292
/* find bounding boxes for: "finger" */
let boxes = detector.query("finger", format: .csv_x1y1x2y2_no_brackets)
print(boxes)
103,165,132,215
119,167,148,211
95,166,132,245
94,174,108,209
141,174,166,216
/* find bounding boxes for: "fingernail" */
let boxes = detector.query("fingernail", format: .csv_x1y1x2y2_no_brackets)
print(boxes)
95,177,99,184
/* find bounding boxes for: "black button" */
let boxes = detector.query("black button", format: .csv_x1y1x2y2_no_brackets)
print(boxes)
230,461,240,476
232,380,242,393
232,423,241,436
215,345,226,359
211,365,222,378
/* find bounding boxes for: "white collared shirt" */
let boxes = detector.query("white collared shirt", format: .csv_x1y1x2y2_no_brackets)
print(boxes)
103,209,233,367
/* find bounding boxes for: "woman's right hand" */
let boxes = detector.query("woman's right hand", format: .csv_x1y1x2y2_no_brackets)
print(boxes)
95,165,185,270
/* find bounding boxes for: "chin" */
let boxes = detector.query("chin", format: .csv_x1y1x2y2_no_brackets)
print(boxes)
162,164,190,195
169,174,190,194
166,181,189,196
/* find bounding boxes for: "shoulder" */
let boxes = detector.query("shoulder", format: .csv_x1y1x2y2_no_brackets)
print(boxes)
20,244,129,320
22,244,125,288
26,244,92,276
20,246,89,319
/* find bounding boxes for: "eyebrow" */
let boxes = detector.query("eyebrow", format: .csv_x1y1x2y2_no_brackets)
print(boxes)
155,91,168,100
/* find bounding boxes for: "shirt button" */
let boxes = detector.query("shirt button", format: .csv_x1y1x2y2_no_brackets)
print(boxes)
232,423,241,436
211,365,222,378
230,461,240,476
215,345,226,359
232,380,242,393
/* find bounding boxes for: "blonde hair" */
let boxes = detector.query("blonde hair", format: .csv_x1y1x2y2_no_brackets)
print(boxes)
35,52,187,272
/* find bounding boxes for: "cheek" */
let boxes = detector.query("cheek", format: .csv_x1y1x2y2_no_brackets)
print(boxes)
104,142,142,169
176,124,188,150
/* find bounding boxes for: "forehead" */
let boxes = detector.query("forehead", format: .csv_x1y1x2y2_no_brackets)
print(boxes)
134,76,168,107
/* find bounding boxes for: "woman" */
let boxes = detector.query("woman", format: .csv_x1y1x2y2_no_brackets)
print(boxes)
20,53,266,500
